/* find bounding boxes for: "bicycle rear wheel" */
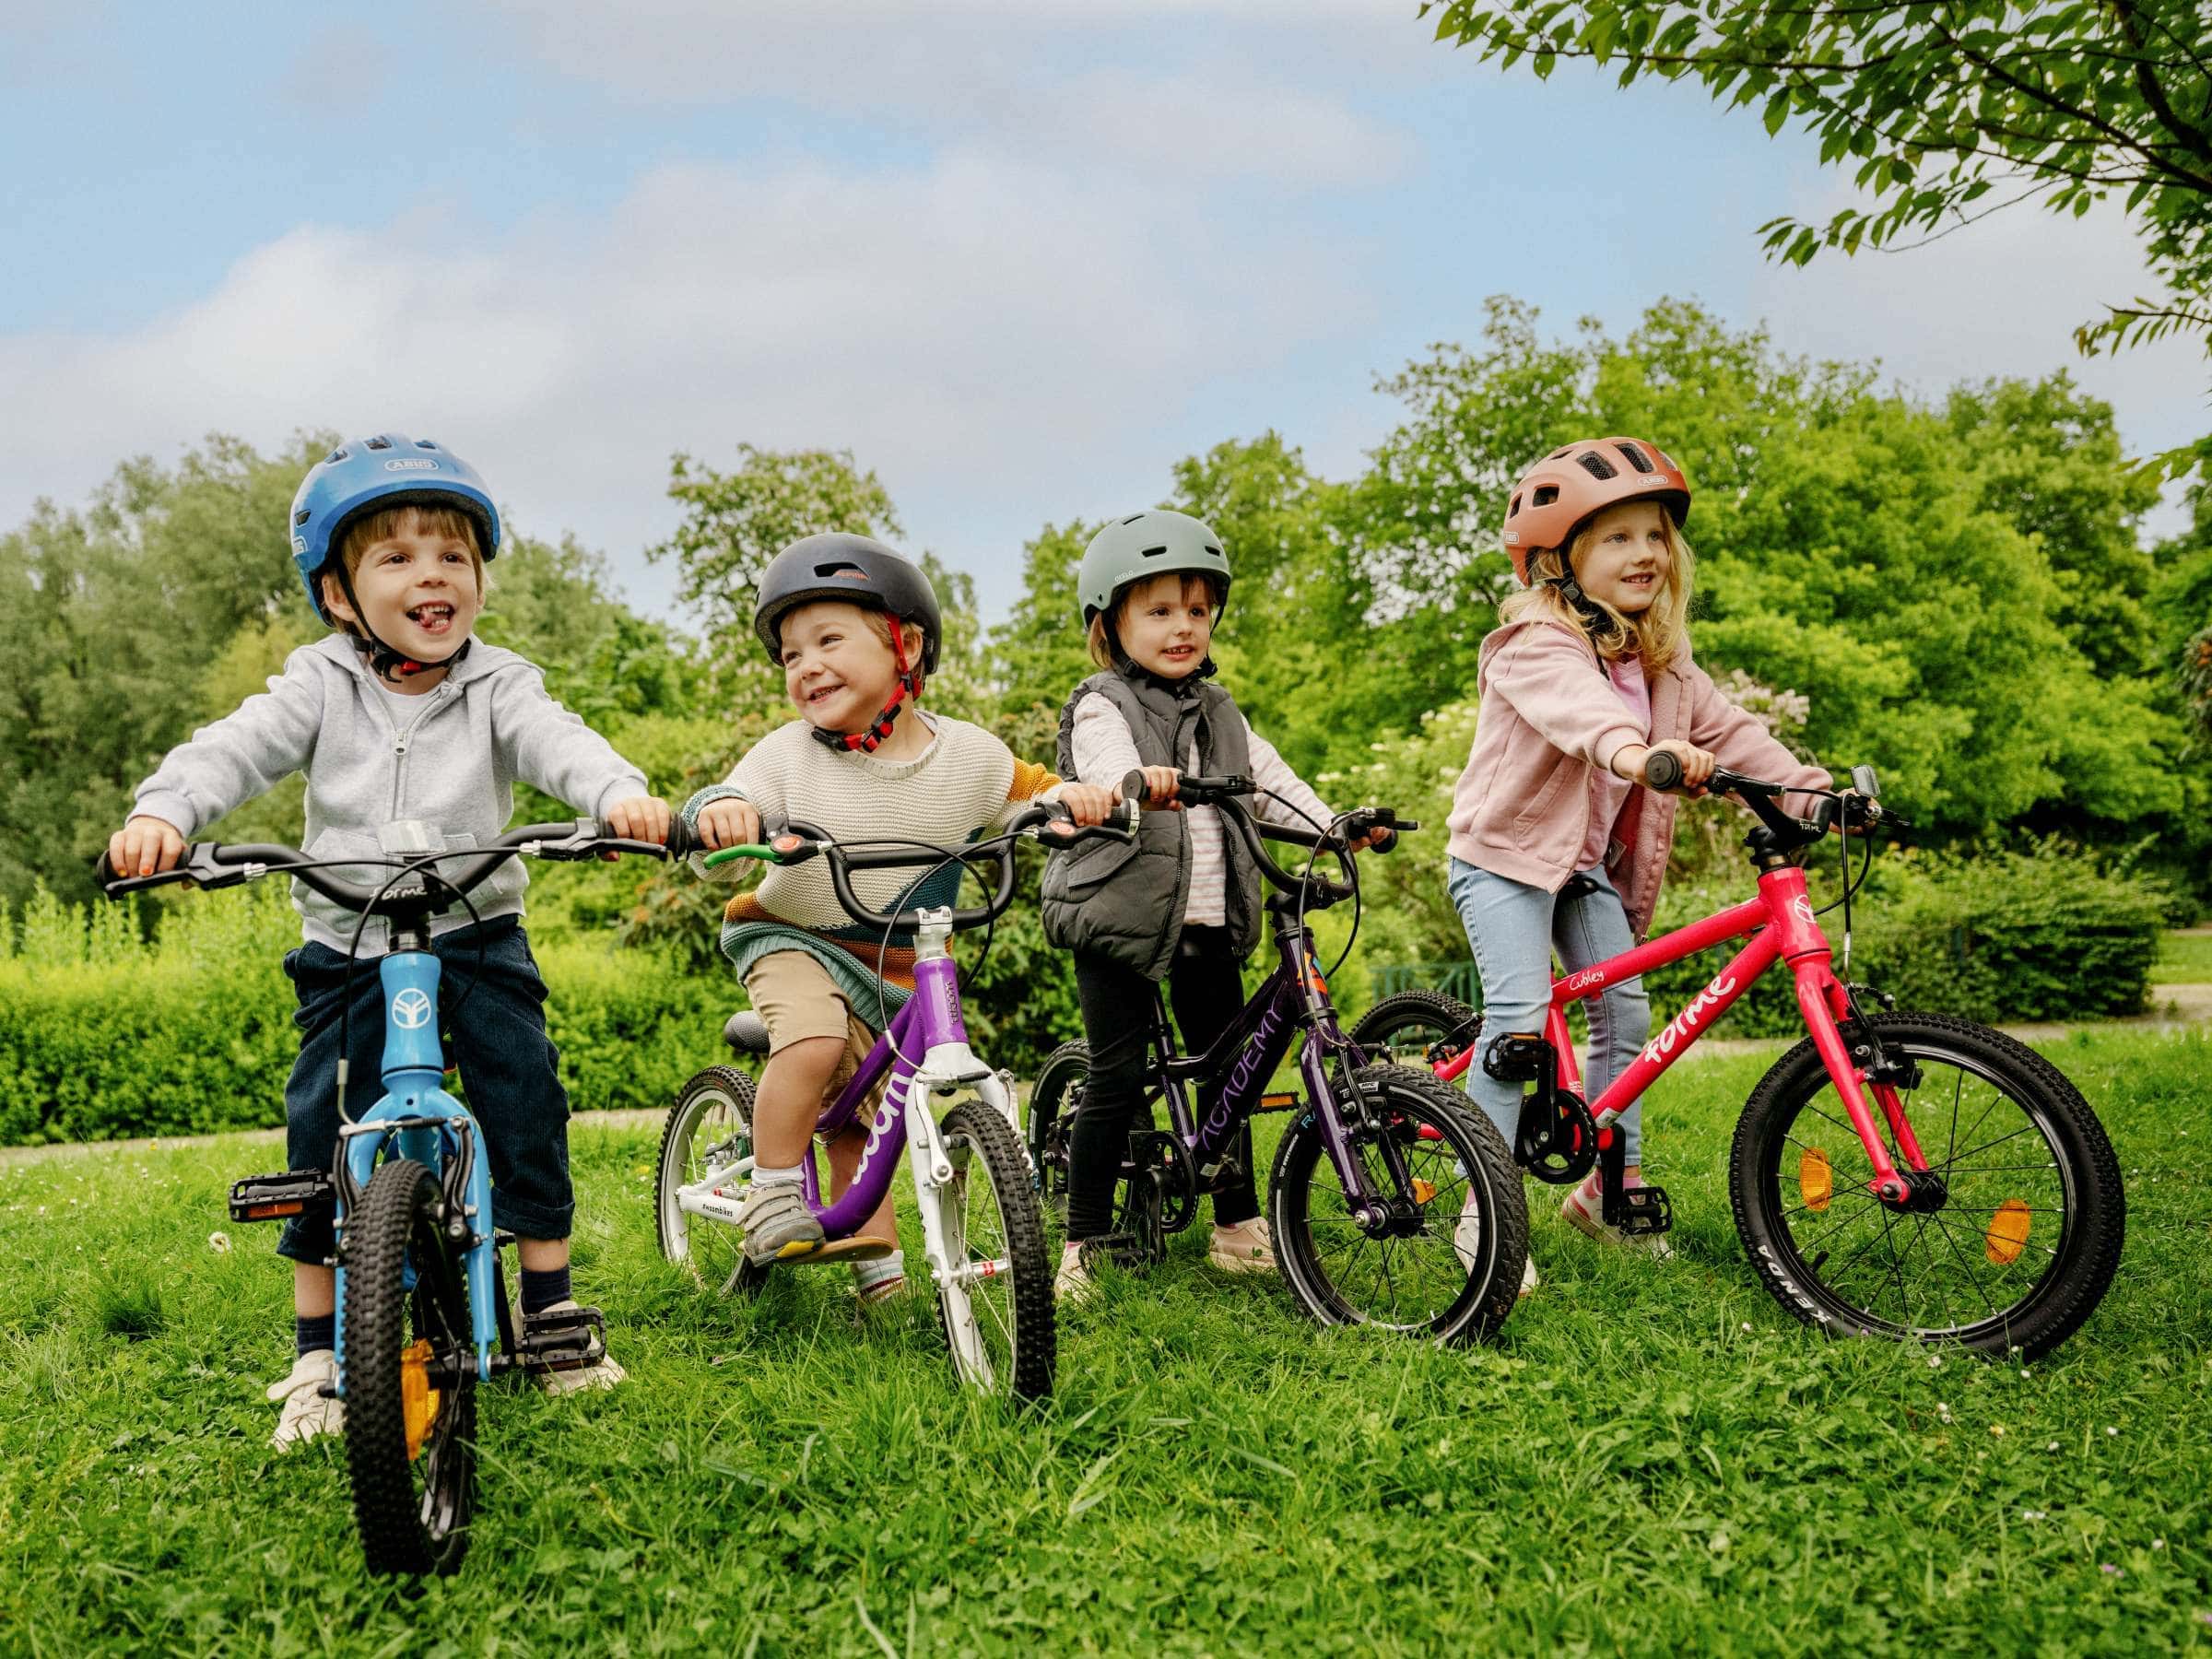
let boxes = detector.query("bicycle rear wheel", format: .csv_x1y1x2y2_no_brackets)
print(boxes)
1350,990,1480,1071
1730,1013,2124,1359
342,1158,477,1577
656,1066,756,1296
1025,1040,1088,1220
1270,1065,1526,1345
933,1100,1055,1402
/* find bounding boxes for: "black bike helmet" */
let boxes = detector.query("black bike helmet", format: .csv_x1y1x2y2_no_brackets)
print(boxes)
754,533,943,754
753,533,942,675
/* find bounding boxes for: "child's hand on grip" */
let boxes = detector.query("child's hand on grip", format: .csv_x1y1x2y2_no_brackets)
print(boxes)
1617,740,1716,796
696,797,763,851
108,815,185,878
1053,782,1120,832
1137,766,1182,809
601,795,674,858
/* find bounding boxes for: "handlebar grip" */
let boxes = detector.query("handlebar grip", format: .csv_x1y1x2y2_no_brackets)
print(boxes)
1643,749,1684,792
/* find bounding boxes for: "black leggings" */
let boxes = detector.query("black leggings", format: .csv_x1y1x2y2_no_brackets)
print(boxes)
1065,928,1258,1241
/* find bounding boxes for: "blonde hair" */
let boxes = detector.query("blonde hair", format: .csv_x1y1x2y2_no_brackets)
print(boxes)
861,608,929,699
1087,571,1227,670
1500,515,1695,673
325,504,488,629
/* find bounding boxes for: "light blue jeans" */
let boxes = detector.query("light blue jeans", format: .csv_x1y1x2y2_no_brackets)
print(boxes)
1446,858,1653,1163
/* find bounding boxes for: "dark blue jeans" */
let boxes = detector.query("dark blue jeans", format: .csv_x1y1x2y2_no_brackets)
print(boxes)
276,917,573,1265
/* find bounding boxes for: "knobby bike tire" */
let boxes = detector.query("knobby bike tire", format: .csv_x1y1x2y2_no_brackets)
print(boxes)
1269,1064,1527,1345
934,1100,1056,1403
1350,990,1481,1069
1729,1012,2124,1359
1026,1040,1089,1220
656,1065,758,1296
342,1158,477,1577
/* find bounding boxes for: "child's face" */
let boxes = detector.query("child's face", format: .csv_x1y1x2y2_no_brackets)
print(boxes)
778,600,910,730
323,511,483,657
1115,574,1215,679
1571,500,1671,615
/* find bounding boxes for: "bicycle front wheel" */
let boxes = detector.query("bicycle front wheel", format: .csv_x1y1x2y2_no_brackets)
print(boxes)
656,1066,756,1296
933,1100,1055,1402
342,1158,478,1577
1730,1013,2124,1359
1270,1065,1526,1345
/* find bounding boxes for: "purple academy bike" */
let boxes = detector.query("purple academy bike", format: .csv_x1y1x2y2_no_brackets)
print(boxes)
654,796,1137,1403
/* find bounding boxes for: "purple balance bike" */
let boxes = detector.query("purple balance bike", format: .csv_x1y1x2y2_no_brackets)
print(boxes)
654,797,1135,1402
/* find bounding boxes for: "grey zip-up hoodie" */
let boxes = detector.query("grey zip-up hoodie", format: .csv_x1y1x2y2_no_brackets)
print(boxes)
133,635,649,950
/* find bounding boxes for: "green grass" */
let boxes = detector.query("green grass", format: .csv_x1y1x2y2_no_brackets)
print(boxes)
2153,931,2212,986
3,1030,2208,1655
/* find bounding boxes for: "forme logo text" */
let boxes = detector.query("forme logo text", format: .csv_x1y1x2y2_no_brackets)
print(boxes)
1639,971,1738,1065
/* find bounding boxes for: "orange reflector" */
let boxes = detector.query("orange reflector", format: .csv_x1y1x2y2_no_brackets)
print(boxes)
1410,1178,1437,1205
1984,1198,2031,1265
245,1202,304,1219
1258,1092,1297,1111
401,1337,442,1460
1798,1147,1832,1213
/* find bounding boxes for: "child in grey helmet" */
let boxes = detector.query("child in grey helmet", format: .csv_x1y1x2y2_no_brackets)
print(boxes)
1042,510,1388,1302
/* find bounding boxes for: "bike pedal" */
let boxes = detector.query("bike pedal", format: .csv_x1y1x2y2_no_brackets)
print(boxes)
228,1171,335,1223
1602,1182,1674,1235
1081,1232,1154,1272
516,1305,606,1373
1483,1031,1553,1085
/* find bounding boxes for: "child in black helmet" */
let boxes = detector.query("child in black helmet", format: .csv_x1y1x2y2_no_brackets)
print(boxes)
682,534,1117,1297
1042,510,1386,1302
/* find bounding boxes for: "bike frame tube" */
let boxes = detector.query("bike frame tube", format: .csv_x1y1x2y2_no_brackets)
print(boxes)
1483,865,1912,1194
334,949,502,1387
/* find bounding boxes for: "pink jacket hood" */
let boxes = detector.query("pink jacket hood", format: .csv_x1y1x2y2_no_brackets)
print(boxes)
1445,620,1831,940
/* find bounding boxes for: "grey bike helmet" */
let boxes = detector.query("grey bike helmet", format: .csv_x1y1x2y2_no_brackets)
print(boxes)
753,533,942,675
1076,509,1232,629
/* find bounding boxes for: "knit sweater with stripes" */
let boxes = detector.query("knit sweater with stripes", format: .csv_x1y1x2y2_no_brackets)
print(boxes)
680,713,1062,1023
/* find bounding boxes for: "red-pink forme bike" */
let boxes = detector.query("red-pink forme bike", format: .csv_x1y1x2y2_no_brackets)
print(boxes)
1353,761,2124,1359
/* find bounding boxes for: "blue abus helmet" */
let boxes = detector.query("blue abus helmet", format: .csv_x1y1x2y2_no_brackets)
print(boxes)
288,434,501,620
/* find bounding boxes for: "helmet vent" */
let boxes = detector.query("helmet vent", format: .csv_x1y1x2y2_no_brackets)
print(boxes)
294,509,312,526
1549,445,1574,459
1531,485,1559,507
417,439,439,450
1121,512,1148,524
811,561,868,581
327,448,347,464
1138,544,1171,559
365,437,392,451
1575,452,1618,480
1508,492,1523,519
1614,441,1654,473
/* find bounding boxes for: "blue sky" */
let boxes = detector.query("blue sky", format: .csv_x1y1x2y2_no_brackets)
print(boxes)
4,1,2199,626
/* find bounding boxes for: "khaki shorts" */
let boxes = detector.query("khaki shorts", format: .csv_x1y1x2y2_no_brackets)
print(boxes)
741,949,887,1133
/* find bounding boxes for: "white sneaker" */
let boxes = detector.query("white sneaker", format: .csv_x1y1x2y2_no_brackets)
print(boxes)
1562,1182,1677,1261
1520,1254,1539,1298
1054,1242,1098,1306
530,1300,627,1395
1454,1198,1537,1297
1208,1218,1277,1275
267,1348,343,1451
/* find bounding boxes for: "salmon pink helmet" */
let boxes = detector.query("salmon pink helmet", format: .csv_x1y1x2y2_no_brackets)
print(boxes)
1500,437,1690,584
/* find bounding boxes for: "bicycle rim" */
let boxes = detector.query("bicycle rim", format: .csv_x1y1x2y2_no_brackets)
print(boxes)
658,1070,753,1296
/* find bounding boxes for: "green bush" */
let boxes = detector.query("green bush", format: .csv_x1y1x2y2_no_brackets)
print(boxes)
0,882,729,1147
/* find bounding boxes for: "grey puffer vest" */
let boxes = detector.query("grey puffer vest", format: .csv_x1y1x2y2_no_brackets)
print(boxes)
1041,668,1260,981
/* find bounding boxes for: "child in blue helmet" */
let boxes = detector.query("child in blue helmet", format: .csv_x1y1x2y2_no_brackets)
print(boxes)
108,434,671,1449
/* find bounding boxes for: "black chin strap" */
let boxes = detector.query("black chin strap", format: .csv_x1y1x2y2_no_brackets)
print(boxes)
1547,568,1616,641
333,565,471,686
806,625,923,755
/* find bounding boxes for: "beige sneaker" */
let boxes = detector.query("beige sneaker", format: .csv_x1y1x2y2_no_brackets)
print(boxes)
267,1348,343,1451
1054,1241,1098,1307
529,1300,627,1395
1519,1254,1539,1297
1561,1182,1677,1261
1207,1218,1277,1276
1453,1197,1536,1296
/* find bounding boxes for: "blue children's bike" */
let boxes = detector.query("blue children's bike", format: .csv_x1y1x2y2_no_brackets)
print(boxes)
100,818,671,1576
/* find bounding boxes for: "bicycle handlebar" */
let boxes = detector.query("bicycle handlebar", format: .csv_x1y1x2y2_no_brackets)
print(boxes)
1641,752,1909,840
1161,773,1416,906
97,820,676,916
691,793,1142,935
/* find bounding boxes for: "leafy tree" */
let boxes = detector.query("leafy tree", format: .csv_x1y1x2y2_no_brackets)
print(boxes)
1424,1,2212,470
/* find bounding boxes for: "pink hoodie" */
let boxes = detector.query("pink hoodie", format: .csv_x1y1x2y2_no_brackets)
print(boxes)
1446,620,1831,941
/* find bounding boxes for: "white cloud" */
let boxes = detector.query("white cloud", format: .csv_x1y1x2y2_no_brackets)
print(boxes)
0,147,1373,614
1746,181,2206,535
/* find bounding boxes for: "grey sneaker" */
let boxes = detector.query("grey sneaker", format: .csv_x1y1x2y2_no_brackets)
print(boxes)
268,1348,343,1451
741,1181,825,1265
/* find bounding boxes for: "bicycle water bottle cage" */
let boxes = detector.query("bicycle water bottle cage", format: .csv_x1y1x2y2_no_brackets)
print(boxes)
229,1171,336,1224
1483,1030,1553,1084
1597,1128,1673,1235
